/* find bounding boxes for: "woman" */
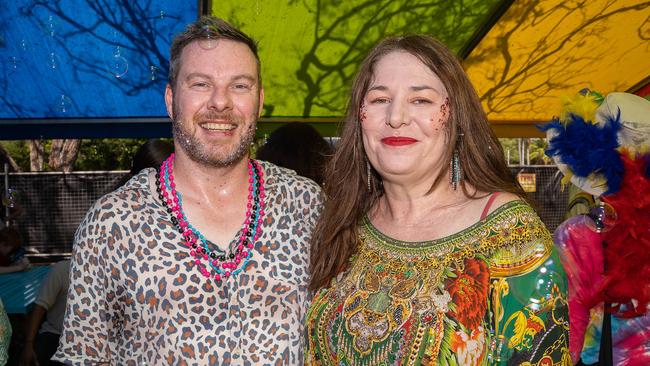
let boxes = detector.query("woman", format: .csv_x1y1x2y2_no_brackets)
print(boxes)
305,36,570,365
0,298,10,366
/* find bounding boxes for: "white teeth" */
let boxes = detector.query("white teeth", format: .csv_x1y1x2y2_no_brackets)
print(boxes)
201,123,235,131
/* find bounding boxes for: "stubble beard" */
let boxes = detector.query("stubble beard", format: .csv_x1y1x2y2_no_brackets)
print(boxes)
172,101,257,168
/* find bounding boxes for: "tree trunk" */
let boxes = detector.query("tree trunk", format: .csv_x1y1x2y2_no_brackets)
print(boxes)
0,144,21,172
29,140,45,172
48,139,81,172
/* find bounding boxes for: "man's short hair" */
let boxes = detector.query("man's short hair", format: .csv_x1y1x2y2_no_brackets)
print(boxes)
168,16,260,90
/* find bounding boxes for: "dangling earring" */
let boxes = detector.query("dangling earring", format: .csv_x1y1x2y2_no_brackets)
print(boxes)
450,134,463,190
367,160,372,191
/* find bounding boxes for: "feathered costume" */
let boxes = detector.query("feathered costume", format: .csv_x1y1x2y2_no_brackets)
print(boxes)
541,91,650,365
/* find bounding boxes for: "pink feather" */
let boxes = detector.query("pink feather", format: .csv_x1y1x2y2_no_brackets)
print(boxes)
553,215,604,363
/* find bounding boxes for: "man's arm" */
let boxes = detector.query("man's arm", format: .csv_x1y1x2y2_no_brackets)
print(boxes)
19,304,46,366
0,257,29,274
52,199,120,365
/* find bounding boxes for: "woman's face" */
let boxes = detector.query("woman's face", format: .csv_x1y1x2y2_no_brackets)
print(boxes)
361,51,450,184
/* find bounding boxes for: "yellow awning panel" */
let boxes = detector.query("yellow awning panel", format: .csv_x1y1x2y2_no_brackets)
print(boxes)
466,0,650,127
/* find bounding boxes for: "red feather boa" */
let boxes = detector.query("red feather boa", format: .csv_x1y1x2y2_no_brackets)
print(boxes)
600,151,650,317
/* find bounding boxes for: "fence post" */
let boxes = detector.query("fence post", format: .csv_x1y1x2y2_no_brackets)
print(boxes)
3,163,9,226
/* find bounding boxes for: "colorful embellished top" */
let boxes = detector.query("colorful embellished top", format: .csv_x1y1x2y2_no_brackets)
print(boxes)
0,298,10,365
305,201,571,365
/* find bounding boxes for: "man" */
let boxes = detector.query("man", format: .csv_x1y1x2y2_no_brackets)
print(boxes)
54,16,322,365
20,259,70,366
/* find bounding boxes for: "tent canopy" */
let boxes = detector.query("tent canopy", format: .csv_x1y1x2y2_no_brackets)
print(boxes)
1,0,648,139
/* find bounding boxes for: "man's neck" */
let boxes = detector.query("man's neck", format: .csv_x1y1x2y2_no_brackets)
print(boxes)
171,150,251,204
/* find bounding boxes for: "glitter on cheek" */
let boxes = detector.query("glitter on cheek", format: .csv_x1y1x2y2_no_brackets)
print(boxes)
437,97,450,125
359,102,368,123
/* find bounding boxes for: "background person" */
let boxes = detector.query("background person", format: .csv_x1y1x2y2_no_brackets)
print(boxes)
256,122,332,186
0,227,29,274
114,139,174,188
305,35,570,365
19,259,70,366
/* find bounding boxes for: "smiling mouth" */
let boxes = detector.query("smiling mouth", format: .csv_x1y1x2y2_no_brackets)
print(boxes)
381,137,418,146
200,122,236,131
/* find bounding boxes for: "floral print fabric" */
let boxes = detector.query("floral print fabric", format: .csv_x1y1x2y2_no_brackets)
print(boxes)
305,201,571,365
0,298,10,366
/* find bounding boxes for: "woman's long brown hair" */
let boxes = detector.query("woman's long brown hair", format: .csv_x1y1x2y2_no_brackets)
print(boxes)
309,35,526,292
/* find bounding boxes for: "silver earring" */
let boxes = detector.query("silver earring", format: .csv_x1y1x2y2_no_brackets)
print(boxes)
367,161,372,191
450,134,463,190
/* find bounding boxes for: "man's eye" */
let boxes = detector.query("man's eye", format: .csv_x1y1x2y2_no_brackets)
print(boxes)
233,84,251,90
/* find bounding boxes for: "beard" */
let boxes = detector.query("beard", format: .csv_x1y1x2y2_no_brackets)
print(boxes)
172,102,257,168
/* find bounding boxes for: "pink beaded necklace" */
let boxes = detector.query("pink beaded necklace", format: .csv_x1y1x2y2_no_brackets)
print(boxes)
156,154,265,283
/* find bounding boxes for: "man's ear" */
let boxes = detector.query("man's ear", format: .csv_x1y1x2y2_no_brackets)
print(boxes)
258,87,265,118
164,84,174,120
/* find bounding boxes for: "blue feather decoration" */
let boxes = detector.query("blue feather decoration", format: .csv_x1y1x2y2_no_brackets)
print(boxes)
540,111,624,194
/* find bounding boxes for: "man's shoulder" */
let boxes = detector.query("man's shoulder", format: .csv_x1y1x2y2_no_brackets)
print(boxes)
89,168,154,214
259,160,322,194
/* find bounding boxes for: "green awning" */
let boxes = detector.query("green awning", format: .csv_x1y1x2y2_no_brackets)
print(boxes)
214,0,650,137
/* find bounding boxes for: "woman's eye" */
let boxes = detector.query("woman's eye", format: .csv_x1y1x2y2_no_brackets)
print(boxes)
412,98,432,104
370,98,390,104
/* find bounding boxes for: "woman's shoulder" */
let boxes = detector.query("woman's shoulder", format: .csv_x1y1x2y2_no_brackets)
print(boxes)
481,191,521,215
480,194,553,278
477,191,538,221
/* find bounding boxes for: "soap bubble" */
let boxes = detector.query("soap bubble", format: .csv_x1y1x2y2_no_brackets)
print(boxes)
48,52,60,69
198,25,218,50
509,258,567,310
150,65,158,81
583,202,617,233
58,94,73,113
1,189,18,208
8,56,19,71
108,51,128,79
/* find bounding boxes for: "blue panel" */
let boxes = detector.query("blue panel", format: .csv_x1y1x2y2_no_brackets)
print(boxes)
0,0,197,120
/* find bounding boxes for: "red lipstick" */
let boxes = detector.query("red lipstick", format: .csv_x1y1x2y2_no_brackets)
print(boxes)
381,137,418,146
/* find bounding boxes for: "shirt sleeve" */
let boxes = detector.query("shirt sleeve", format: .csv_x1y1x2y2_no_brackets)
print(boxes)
53,199,122,365
487,210,572,365
35,261,66,310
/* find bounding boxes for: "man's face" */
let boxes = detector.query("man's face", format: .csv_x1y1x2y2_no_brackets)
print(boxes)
165,39,264,167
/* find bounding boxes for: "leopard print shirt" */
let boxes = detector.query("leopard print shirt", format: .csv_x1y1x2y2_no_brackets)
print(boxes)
53,162,323,365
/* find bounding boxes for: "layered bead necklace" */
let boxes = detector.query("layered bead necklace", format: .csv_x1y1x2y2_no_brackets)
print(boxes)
156,154,265,283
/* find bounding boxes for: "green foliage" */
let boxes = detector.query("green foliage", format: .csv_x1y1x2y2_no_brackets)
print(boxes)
0,139,171,171
0,141,30,171
75,139,151,171
528,138,551,165
499,138,551,166
499,138,519,165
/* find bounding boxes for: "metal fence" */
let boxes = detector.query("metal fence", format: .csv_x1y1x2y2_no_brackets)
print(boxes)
509,166,568,230
2,166,568,258
2,171,126,257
